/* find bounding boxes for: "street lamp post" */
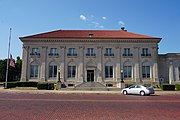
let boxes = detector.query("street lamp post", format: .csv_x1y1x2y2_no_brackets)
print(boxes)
58,68,61,82
120,69,125,89
121,69,124,83
57,68,61,90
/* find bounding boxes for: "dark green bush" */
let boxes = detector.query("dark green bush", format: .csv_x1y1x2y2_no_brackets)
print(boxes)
17,82,38,87
37,82,48,90
175,84,180,90
161,84,175,91
125,84,134,88
4,82,17,88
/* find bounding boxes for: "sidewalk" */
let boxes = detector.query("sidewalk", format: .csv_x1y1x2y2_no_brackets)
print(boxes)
0,87,180,95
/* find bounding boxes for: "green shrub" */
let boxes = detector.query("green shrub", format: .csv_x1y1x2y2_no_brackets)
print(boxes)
161,84,175,91
37,82,48,90
4,82,17,88
125,84,134,88
175,84,180,90
17,82,38,87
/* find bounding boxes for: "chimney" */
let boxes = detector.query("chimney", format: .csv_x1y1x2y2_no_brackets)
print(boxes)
121,27,127,32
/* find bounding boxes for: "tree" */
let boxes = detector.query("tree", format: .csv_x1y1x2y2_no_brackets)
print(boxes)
0,59,7,82
0,56,22,82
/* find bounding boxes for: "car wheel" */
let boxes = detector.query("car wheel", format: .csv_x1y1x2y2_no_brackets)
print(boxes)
140,91,145,96
123,90,128,95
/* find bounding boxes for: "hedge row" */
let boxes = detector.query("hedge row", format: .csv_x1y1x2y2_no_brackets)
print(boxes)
175,84,180,90
4,82,38,88
37,82,55,90
4,82,56,90
160,84,175,91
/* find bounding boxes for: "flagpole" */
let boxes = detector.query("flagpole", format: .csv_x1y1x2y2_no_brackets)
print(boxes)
5,28,12,88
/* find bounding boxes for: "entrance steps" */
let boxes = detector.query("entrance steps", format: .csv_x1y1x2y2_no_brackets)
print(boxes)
72,82,121,91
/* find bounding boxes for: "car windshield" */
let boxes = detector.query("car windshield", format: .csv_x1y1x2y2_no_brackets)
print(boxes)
129,85,136,88
136,85,141,88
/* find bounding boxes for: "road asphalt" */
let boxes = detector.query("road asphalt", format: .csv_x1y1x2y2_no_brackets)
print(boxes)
0,87,180,95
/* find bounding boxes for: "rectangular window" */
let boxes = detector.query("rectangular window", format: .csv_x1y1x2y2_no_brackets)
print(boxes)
104,48,114,56
86,48,95,56
142,48,151,56
123,48,132,56
68,66,76,78
49,65,57,78
123,66,132,78
49,48,58,56
31,48,40,55
142,66,150,78
67,48,77,56
30,65,38,78
105,66,113,78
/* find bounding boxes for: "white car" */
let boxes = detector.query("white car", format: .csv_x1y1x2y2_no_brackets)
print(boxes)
121,85,155,96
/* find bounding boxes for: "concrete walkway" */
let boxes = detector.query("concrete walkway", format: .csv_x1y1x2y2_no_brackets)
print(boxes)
0,87,180,95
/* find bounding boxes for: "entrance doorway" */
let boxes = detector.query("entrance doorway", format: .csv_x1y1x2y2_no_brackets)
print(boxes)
87,70,94,82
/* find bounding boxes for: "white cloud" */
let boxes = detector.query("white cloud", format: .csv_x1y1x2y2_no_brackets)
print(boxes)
92,21,104,28
102,17,107,20
80,14,105,29
118,21,125,26
80,15,87,21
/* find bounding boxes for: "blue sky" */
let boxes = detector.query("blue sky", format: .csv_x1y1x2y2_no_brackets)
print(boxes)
0,0,180,59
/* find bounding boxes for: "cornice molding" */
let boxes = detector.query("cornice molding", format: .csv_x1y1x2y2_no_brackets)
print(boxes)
21,38,160,43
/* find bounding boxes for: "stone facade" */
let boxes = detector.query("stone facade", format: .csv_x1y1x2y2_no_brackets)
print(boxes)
19,29,180,88
159,53,180,84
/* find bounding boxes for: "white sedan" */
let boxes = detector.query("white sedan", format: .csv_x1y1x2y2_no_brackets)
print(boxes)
121,85,155,96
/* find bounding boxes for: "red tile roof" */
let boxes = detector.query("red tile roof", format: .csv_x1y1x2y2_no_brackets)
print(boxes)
21,30,160,39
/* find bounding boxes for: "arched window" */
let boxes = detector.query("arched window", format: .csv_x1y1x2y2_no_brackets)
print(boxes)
142,62,151,78
49,62,57,78
30,61,39,78
68,62,76,78
123,61,132,79
105,62,113,78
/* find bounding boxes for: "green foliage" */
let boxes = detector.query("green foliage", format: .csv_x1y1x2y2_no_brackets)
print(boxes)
17,82,38,87
160,84,175,91
125,84,134,88
4,82,17,88
175,84,180,90
37,82,48,90
0,56,22,82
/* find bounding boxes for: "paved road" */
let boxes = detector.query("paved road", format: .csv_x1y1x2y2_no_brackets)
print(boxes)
0,92,179,120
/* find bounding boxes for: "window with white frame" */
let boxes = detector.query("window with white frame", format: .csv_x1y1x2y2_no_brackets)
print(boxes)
142,66,150,78
87,48,95,56
123,48,132,56
31,48,40,55
49,48,58,56
68,66,76,78
49,65,57,78
142,48,151,56
30,65,38,78
123,66,132,78
105,48,114,56
68,48,77,56
105,66,113,78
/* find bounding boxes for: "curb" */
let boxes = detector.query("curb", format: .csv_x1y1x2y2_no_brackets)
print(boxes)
0,87,180,95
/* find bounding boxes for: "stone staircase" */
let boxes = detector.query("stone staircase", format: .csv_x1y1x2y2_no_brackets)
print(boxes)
74,82,108,91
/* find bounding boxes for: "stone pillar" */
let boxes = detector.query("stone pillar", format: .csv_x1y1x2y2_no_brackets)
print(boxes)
78,46,84,82
134,47,140,83
97,46,103,82
40,46,47,82
152,46,159,83
20,45,29,81
60,46,65,82
115,47,121,82
169,62,174,84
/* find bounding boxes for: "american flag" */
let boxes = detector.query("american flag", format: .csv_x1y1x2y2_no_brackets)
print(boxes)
9,54,15,68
